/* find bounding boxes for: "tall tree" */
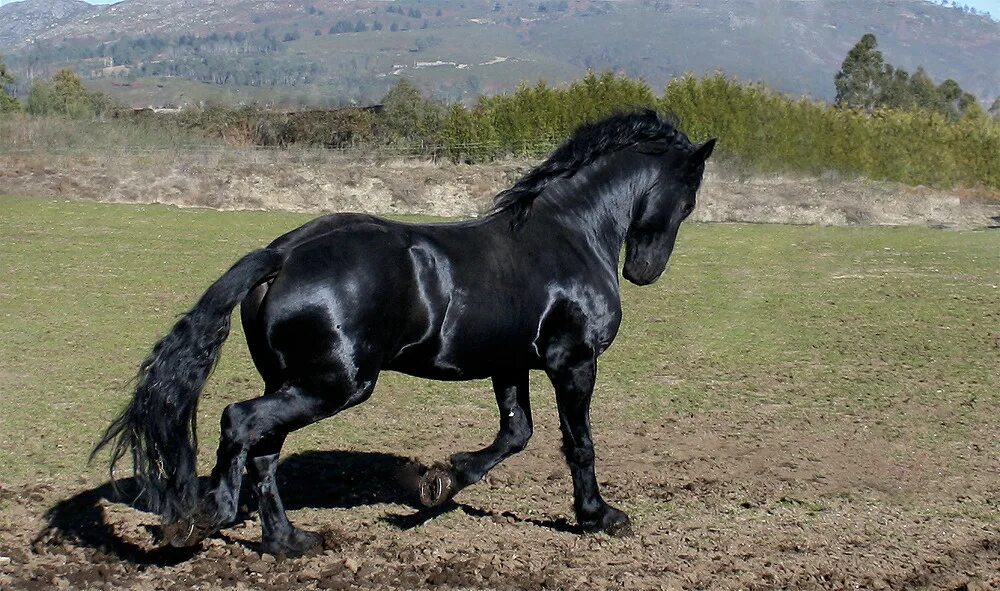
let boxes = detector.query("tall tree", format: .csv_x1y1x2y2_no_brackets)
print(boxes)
834,34,887,111
907,67,945,113
835,34,982,120
879,65,914,110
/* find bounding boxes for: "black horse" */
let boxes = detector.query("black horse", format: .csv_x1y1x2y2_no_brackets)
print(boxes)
94,109,715,556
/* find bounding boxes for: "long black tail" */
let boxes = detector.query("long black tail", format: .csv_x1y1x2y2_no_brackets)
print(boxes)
92,248,283,523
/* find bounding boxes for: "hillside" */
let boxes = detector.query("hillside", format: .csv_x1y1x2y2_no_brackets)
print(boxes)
0,0,997,107
0,0,95,48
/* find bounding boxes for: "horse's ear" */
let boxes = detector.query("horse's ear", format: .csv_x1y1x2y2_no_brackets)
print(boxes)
692,138,717,163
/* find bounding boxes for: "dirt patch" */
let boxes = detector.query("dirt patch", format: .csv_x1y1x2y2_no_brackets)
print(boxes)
2,150,997,228
1,407,996,590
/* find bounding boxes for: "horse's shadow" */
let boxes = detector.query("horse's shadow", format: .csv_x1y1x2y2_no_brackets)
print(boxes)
36,450,575,565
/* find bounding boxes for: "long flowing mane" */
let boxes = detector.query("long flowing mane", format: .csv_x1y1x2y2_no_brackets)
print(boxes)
492,109,691,226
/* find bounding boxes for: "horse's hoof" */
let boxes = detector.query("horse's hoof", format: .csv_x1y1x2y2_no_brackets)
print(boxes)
602,509,633,537
261,528,324,558
163,513,221,547
418,465,455,507
580,505,633,537
162,517,198,547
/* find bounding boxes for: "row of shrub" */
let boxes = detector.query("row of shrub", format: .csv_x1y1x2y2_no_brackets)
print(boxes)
666,73,999,189
437,72,999,190
2,68,998,190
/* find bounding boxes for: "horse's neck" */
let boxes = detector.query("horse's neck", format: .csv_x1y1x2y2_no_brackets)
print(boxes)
533,154,646,267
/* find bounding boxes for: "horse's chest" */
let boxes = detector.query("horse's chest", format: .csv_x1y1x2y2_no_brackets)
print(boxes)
533,284,623,358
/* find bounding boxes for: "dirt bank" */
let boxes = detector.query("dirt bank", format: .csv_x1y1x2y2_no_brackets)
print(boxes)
2,150,998,228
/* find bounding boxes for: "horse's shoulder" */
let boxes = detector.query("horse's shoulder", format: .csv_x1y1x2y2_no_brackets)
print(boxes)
533,280,623,363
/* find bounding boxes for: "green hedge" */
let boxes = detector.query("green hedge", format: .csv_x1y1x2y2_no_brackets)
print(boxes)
437,72,1000,190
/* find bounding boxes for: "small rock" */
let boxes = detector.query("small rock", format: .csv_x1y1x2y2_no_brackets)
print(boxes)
248,561,269,574
343,557,361,573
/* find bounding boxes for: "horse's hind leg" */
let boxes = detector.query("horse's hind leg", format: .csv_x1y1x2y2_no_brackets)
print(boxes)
244,374,378,556
168,375,375,551
246,436,326,556
419,371,533,506
237,288,324,553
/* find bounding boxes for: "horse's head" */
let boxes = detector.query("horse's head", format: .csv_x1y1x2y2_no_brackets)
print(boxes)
622,138,715,286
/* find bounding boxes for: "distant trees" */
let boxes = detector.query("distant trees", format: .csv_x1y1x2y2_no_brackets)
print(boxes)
432,71,998,190
835,33,982,119
26,69,115,118
0,55,21,113
439,72,657,160
6,64,996,191
413,36,442,52
379,79,444,146
330,20,354,34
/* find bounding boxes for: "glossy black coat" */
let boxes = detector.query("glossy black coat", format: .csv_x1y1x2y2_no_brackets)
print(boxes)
96,112,715,555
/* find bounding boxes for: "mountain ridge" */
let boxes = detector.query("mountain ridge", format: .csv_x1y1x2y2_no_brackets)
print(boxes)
1,0,996,108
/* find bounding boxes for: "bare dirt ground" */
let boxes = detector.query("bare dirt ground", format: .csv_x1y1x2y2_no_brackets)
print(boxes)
1,150,998,228
1,162,997,589
1,405,997,591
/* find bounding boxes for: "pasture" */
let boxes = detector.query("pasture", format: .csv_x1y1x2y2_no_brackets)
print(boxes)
0,195,997,589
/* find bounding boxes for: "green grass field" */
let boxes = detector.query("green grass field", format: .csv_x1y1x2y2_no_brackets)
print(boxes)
1,195,997,486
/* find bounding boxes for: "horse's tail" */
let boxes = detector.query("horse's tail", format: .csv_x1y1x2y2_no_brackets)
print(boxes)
91,248,284,523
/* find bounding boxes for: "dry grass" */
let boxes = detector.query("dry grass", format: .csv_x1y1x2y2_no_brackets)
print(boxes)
1,146,997,228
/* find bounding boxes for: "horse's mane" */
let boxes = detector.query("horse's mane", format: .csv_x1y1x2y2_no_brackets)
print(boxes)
492,109,690,227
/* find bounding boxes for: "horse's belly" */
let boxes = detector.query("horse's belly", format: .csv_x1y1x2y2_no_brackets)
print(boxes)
385,328,540,381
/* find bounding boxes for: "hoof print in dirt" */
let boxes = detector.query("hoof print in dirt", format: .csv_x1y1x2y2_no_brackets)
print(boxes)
418,465,456,508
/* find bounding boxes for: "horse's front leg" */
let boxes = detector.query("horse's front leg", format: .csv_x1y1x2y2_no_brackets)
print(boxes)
419,371,533,506
547,357,632,536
